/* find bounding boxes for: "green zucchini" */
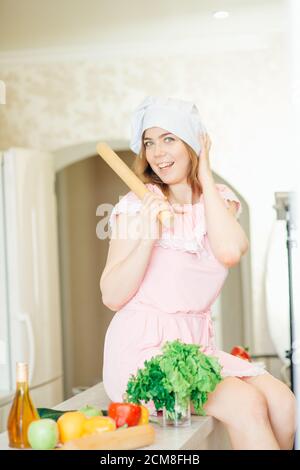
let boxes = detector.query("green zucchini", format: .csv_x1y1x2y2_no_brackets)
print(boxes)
37,407,108,421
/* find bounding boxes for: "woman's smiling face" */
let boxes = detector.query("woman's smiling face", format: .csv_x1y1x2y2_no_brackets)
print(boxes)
143,127,191,184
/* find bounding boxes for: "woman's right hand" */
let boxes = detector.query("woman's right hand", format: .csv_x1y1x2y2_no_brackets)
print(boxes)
139,192,171,241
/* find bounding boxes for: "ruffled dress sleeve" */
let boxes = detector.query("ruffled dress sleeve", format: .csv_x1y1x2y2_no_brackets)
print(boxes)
108,191,142,232
216,183,242,219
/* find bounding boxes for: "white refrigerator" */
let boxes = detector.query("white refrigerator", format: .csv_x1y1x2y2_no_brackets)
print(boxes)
0,148,63,432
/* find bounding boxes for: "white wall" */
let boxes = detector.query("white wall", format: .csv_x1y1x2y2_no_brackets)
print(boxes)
288,0,300,449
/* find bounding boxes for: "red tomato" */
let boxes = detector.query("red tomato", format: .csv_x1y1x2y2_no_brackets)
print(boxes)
108,402,141,428
230,346,251,361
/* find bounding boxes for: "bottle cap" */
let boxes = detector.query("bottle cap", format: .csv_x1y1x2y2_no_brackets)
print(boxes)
16,362,28,382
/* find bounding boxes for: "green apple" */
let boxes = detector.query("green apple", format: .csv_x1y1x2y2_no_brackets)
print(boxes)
79,404,102,417
27,419,59,450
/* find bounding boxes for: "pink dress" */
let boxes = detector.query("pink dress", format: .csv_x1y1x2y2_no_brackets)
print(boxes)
103,183,267,404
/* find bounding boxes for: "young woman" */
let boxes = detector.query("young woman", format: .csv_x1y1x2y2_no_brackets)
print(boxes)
100,96,297,450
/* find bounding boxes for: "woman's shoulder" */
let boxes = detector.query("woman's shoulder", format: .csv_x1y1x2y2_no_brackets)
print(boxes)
215,183,242,218
188,183,242,218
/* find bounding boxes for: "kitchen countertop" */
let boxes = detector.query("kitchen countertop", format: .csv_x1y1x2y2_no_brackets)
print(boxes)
0,382,231,450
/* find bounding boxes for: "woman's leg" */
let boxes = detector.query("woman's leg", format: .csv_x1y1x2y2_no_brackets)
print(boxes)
199,377,280,450
241,373,297,450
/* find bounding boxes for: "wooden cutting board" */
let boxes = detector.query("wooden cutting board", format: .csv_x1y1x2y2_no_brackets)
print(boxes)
60,424,155,450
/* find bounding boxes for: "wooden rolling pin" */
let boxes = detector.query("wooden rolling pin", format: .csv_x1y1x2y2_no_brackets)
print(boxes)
60,424,155,450
97,142,173,228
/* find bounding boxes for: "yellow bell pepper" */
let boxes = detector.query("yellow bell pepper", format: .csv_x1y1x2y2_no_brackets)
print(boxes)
82,416,116,436
138,405,149,425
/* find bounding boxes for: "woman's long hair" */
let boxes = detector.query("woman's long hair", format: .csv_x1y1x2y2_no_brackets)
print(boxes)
131,131,203,199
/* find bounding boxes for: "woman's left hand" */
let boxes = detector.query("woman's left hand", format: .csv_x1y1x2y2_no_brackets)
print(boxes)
197,133,212,183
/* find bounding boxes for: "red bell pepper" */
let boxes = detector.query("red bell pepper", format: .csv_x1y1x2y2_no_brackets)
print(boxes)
108,402,141,428
230,345,251,361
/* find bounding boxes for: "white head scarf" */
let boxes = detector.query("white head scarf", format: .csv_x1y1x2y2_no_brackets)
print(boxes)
129,96,206,156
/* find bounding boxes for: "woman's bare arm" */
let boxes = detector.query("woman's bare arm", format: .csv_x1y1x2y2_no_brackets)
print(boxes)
202,173,249,267
100,213,156,311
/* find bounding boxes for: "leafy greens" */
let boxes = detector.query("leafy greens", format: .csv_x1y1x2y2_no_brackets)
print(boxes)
126,339,223,416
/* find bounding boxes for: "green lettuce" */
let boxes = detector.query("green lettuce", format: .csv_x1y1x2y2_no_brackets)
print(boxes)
126,339,223,416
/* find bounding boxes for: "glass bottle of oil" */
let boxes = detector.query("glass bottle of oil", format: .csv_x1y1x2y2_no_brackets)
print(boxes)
7,362,39,448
